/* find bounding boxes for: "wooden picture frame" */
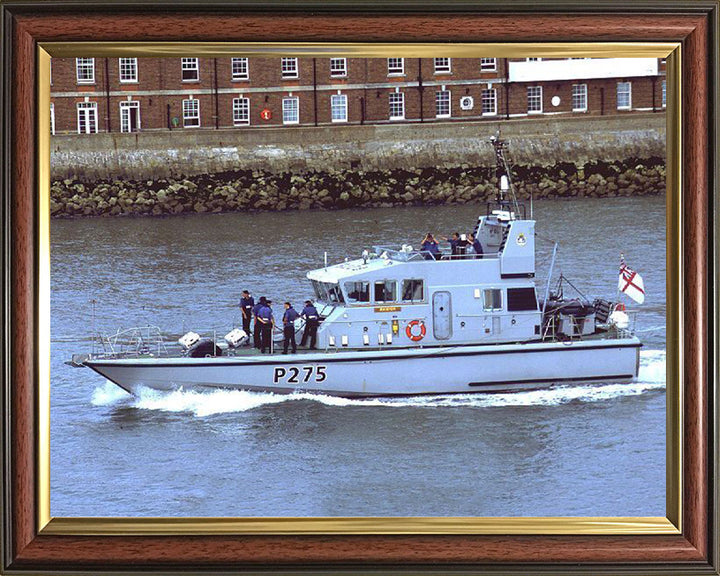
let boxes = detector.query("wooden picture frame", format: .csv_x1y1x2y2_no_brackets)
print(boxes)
1,1,717,573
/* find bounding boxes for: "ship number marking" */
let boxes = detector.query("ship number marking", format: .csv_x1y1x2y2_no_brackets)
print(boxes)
273,365,327,384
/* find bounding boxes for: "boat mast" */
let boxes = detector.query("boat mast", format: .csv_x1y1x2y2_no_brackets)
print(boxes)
490,132,520,217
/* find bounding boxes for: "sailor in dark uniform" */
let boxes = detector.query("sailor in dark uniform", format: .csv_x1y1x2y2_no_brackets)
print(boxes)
251,296,266,349
440,232,460,259
239,290,255,345
468,232,483,259
281,302,300,354
300,300,319,349
256,299,274,354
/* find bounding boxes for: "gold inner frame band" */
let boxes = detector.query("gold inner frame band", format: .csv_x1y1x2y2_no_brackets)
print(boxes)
37,41,681,536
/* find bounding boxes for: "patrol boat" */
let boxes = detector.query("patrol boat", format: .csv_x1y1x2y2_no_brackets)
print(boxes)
74,136,642,397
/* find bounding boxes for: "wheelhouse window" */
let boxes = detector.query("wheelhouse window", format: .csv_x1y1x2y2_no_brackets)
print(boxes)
181,58,199,82
232,58,249,81
507,287,538,311
401,279,424,302
76,58,95,84
312,280,344,304
374,280,397,303
483,289,502,311
330,58,347,77
345,281,370,303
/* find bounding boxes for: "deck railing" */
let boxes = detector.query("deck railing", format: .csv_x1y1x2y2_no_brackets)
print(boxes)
373,245,499,262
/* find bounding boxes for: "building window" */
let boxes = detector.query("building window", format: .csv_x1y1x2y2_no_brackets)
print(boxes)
50,103,55,136
434,58,451,74
572,84,587,112
480,58,497,72
232,58,249,81
481,88,497,115
331,94,348,122
283,97,299,124
435,90,451,118
75,58,95,84
662,79,666,108
387,58,404,76
526,57,541,62
233,97,250,126
483,289,503,311
119,58,138,83
389,92,405,120
182,98,200,127
330,58,347,77
617,81,632,110
181,58,199,82
401,279,424,302
281,58,298,79
527,86,543,113
119,101,140,133
76,102,98,134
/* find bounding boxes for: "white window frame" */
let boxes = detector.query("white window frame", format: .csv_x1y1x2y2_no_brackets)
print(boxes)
231,58,249,81
481,88,497,116
281,58,298,79
181,58,199,82
330,58,347,77
433,58,451,74
483,289,503,311
527,85,543,114
182,98,200,127
119,101,141,133
331,94,348,123
389,91,405,120
571,83,588,112
387,58,404,76
435,89,451,118
76,101,98,134
661,79,666,108
480,58,497,72
118,58,138,83
282,97,299,124
617,81,632,110
526,57,542,62
233,97,250,126
50,103,55,136
75,58,95,84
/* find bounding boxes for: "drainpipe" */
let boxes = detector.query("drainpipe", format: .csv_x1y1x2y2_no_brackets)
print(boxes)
360,97,365,125
166,103,172,130
651,77,657,112
417,58,424,122
104,58,111,132
313,58,318,126
600,87,605,116
213,58,219,129
504,58,510,120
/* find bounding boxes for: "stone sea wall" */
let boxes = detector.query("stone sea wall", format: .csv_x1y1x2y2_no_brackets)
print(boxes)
50,115,665,218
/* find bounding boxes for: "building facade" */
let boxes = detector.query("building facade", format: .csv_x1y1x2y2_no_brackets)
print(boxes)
50,57,666,135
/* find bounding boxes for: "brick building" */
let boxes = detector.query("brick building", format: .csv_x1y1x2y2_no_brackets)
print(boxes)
49,57,666,135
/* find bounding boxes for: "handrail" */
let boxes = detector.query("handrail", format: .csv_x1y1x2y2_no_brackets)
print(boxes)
373,245,499,262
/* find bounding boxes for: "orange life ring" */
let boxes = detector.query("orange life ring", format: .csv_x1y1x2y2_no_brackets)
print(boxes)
406,320,426,342
614,302,626,312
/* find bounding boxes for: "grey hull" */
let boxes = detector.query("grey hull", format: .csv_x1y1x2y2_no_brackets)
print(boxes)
86,338,642,398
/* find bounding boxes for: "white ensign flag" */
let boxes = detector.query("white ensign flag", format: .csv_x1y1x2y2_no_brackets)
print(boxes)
618,254,645,304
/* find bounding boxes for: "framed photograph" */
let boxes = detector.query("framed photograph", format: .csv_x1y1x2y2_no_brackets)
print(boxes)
2,1,717,574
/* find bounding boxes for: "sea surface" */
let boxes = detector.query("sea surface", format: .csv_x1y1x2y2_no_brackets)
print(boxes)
50,195,666,517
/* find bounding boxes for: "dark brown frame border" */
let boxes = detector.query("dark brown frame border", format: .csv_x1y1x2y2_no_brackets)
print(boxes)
1,1,717,574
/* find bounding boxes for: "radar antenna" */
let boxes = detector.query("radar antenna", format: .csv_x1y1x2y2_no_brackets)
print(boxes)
489,132,521,217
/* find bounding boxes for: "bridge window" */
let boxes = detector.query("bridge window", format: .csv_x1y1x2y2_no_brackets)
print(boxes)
483,289,502,311
312,280,345,304
401,279,424,302
345,281,370,303
507,287,538,311
374,280,397,303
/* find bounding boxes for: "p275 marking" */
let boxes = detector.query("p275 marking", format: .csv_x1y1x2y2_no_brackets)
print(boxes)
272,365,327,385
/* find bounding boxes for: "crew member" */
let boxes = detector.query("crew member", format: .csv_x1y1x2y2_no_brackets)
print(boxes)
300,300,319,349
282,302,300,354
439,232,460,259
256,299,274,354
420,233,440,261
468,232,483,259
456,233,470,257
251,296,267,349
239,290,255,345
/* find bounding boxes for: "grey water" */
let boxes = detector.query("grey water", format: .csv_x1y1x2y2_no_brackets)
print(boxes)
50,195,666,517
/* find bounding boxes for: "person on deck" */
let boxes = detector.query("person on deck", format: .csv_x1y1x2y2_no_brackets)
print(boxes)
256,299,275,354
252,296,267,349
282,302,300,354
468,232,483,259
239,290,255,345
420,233,441,261
439,232,460,259
300,300,319,349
